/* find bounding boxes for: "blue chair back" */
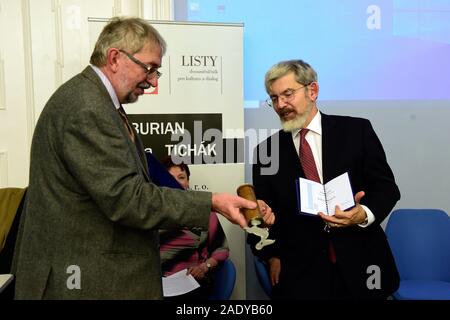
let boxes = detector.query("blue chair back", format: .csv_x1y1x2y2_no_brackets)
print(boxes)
209,259,236,300
385,209,450,282
253,256,272,298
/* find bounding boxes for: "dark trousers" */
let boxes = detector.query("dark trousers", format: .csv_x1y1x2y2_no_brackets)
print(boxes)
272,259,351,300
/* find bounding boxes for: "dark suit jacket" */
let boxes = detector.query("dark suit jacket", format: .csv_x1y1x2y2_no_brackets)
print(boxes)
251,113,400,299
13,67,212,299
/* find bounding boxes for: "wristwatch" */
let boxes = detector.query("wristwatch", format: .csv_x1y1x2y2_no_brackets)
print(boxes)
205,262,212,271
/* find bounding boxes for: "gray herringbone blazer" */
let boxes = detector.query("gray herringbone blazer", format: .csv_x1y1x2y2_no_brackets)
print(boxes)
13,67,211,299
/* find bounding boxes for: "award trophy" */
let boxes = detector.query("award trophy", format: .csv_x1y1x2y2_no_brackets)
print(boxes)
237,184,275,250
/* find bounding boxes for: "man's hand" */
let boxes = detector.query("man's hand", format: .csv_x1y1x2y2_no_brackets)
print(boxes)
257,199,275,226
212,193,256,228
319,191,367,228
268,257,281,286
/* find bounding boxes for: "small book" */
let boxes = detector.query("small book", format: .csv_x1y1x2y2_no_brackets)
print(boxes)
296,172,355,216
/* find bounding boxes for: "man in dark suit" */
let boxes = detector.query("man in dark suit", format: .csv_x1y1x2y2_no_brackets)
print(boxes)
12,17,274,300
249,59,400,299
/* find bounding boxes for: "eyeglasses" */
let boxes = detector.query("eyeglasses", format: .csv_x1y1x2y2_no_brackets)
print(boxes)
265,84,310,108
119,49,162,80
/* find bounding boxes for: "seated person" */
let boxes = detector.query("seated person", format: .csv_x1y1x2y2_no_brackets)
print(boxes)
159,156,230,300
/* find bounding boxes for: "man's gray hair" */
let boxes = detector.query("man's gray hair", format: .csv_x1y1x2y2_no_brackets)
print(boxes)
264,59,317,94
90,16,167,67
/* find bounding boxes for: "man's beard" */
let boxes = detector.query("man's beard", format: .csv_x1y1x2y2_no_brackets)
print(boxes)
280,102,313,132
123,92,139,104
123,81,151,104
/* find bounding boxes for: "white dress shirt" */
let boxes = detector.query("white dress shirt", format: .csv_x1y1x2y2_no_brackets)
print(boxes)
90,65,121,110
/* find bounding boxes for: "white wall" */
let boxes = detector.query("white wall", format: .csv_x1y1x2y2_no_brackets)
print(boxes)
0,0,32,187
1,0,173,186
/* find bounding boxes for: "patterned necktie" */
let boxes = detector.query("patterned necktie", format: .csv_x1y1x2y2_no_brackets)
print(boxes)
118,106,136,143
299,129,320,183
299,129,336,263
117,106,149,175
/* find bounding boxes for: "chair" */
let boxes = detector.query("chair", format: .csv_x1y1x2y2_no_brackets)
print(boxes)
253,256,272,298
385,209,450,300
0,187,27,300
209,259,236,300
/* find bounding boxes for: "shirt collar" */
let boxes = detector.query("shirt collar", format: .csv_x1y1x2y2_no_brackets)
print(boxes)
292,109,322,139
90,65,121,110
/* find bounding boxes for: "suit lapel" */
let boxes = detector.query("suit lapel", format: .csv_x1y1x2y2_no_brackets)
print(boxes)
321,113,339,184
279,130,303,178
134,133,150,178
